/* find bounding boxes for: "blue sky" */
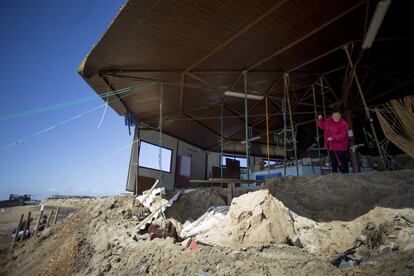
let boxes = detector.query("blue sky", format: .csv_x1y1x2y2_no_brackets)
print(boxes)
0,0,134,200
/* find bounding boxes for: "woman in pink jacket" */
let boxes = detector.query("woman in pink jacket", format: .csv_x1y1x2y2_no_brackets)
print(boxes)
318,107,350,173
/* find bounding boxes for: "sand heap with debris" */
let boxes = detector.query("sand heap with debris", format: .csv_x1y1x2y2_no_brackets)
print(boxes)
165,188,226,223
198,170,414,261
198,190,296,245
1,171,414,275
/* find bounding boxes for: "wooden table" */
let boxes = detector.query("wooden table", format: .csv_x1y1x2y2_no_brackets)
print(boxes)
189,178,265,204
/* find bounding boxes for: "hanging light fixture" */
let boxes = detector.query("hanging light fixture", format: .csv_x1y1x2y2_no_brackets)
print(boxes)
225,91,264,100
362,0,392,50
241,135,261,144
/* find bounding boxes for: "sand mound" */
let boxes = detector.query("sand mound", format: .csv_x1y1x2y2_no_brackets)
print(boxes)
2,170,414,275
265,170,414,222
165,188,226,223
198,190,296,246
1,194,341,276
198,178,414,258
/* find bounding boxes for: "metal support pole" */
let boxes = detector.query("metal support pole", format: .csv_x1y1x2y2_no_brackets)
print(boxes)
159,82,163,183
285,74,299,176
135,126,140,196
282,97,287,177
343,46,386,169
321,77,331,171
243,71,250,180
220,103,224,186
312,85,322,175
265,96,271,176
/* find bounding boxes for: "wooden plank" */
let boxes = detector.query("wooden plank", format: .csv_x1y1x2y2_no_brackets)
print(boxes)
20,212,31,242
190,178,264,184
53,207,60,225
46,210,54,228
11,214,24,249
33,210,44,236
227,183,235,204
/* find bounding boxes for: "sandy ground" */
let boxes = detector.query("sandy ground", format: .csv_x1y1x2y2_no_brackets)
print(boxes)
1,170,414,275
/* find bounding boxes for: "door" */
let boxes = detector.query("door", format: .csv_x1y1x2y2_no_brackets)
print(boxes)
175,155,192,189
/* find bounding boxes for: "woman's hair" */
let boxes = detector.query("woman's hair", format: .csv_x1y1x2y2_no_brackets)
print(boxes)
330,103,342,114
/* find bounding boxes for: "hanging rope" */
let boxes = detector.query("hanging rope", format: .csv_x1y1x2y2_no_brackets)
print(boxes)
0,82,157,122
1,81,158,151
96,76,112,129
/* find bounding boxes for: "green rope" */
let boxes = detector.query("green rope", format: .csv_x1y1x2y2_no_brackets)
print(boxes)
0,81,157,121
1,81,158,150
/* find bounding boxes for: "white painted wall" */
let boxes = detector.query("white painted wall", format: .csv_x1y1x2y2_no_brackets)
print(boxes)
137,130,207,190
138,130,178,190
134,130,276,191
177,140,207,180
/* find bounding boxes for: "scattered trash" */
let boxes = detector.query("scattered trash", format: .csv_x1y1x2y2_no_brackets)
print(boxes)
189,239,199,250
180,206,229,239
148,221,180,243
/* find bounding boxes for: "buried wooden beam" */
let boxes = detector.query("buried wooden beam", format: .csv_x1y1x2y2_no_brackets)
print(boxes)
33,209,44,237
46,210,54,228
53,208,60,225
20,212,31,243
11,214,24,249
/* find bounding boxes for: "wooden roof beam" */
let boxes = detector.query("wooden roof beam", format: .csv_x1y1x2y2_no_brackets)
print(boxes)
184,0,289,73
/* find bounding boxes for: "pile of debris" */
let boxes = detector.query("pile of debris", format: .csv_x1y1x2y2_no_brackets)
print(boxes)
1,170,414,275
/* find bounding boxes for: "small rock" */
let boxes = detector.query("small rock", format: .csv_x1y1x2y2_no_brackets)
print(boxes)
123,209,132,219
103,263,112,272
366,222,376,230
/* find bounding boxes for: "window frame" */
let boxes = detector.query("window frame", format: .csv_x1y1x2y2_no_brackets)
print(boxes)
138,140,173,173
219,154,247,168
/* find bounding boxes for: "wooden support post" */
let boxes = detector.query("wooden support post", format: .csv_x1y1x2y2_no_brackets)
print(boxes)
20,212,31,242
34,210,44,236
53,207,60,225
46,210,54,228
227,182,235,205
11,214,24,249
343,46,386,169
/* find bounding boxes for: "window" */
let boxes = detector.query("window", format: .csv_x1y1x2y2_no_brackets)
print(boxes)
139,141,173,173
220,155,247,168
264,159,282,167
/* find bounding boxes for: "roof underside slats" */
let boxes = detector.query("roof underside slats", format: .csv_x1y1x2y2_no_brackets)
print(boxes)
79,0,414,156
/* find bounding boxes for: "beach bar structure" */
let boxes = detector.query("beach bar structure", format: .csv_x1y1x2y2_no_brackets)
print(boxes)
78,0,414,193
